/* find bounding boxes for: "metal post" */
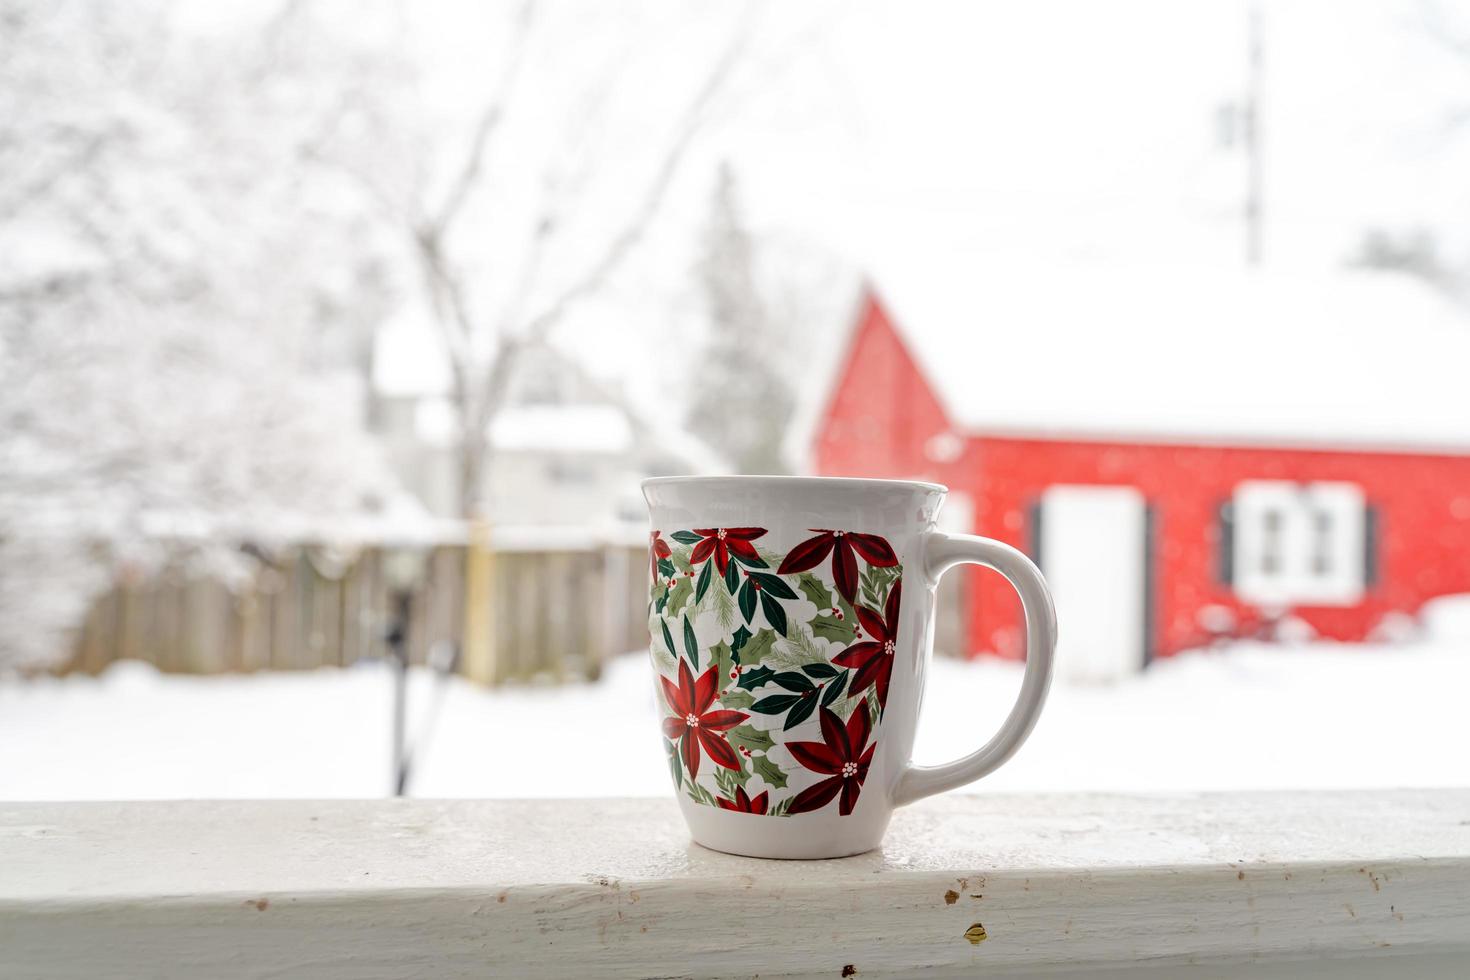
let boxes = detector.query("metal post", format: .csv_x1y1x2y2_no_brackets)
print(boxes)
387,589,412,797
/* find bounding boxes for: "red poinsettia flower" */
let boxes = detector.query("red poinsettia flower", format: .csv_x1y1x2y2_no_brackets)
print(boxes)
689,527,766,575
786,699,876,815
775,530,897,603
715,785,769,814
833,580,902,709
650,531,672,580
660,658,748,780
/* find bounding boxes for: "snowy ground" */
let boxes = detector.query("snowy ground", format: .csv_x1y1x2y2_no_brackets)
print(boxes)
2,641,1466,801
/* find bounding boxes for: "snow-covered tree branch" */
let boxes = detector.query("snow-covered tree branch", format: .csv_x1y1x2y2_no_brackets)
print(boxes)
0,0,404,671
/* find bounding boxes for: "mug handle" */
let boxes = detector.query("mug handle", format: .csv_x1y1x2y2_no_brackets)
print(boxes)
892,532,1058,807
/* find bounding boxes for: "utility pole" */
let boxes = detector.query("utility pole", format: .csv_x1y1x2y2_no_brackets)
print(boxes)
1244,3,1264,266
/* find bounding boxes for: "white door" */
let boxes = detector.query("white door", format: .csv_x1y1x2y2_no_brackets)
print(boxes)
1039,485,1148,684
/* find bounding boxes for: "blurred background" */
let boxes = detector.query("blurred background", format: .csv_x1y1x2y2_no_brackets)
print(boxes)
3,0,1470,800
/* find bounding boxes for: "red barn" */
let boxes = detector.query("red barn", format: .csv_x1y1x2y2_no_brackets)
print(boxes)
804,264,1470,681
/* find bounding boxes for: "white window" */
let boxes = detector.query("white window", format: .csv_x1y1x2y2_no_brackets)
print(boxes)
1233,480,1366,607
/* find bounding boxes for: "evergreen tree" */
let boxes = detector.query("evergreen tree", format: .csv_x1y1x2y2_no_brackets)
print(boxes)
687,163,794,474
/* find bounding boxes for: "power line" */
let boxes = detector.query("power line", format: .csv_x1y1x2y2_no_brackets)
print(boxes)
1245,3,1265,266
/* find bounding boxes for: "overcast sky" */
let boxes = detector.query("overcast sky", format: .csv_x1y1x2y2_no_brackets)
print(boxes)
705,0,1470,271
358,0,1470,402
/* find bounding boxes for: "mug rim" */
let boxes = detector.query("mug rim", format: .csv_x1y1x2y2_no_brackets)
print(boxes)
642,474,949,494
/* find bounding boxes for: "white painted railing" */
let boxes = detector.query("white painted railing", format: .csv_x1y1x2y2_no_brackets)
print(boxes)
2,791,1468,978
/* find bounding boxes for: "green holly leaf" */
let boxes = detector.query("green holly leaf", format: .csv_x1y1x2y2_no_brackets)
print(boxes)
711,640,735,686
751,572,798,600
666,738,682,789
666,575,693,617
759,591,788,637
695,560,714,604
670,547,693,573
751,753,787,790
724,559,741,595
797,573,834,609
670,530,702,545
738,577,757,623
653,586,669,615
732,549,768,569
770,671,815,693
659,619,676,661
730,625,752,656
657,558,676,579
682,615,698,667
726,724,775,754
810,613,857,645
741,628,778,664
720,689,755,710
784,694,818,730
821,670,849,706
737,665,776,690
751,693,803,714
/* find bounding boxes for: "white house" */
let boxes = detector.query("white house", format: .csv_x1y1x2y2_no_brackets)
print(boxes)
369,319,724,528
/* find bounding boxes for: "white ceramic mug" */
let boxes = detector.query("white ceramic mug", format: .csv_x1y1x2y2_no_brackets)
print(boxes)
643,476,1057,858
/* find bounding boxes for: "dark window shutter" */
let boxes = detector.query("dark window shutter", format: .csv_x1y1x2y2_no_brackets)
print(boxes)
1142,503,1157,668
1028,498,1044,569
1363,503,1379,588
1217,500,1235,586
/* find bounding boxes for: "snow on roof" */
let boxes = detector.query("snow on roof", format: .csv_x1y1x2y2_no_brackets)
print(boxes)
637,417,729,475
489,404,634,455
781,271,867,472
382,336,729,473
372,309,452,399
410,397,636,456
869,262,1470,453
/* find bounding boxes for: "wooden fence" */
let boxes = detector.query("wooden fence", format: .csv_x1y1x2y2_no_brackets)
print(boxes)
64,541,647,685
63,539,970,685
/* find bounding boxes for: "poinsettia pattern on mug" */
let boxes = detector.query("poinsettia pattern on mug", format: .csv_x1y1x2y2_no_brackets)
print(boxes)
648,527,902,817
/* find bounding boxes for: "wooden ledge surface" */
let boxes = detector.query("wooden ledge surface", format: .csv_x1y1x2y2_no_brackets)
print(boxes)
3,791,1469,978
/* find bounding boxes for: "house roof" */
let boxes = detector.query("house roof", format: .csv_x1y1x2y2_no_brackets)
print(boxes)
372,316,729,473
869,262,1470,453
409,399,635,455
489,405,634,455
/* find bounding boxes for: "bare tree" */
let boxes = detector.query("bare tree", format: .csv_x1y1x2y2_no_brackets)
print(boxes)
321,1,757,517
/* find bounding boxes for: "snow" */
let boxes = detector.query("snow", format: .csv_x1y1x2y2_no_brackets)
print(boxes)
1419,594,1470,643
869,264,1470,452
3,640,1466,801
489,405,633,455
372,310,454,400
